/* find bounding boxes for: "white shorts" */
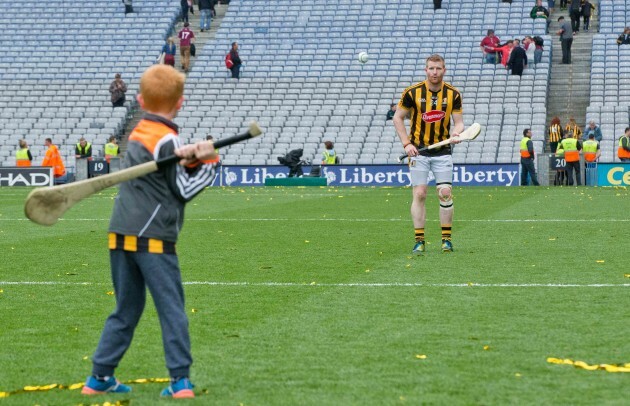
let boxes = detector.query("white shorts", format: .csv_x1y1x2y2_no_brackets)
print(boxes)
409,155,453,186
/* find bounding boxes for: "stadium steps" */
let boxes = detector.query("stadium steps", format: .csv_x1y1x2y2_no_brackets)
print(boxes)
546,0,599,147
119,2,229,155
172,2,227,72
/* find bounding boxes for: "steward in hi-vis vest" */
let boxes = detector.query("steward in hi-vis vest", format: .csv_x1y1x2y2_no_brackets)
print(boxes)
559,137,580,163
16,139,32,167
104,136,120,163
618,128,630,161
559,136,582,186
42,138,66,178
321,140,339,165
519,129,539,186
582,135,599,162
75,138,92,159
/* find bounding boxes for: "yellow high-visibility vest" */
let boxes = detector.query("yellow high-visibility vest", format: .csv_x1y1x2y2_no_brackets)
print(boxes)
16,148,31,167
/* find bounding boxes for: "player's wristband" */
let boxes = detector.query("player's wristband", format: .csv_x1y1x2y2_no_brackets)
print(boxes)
403,142,411,148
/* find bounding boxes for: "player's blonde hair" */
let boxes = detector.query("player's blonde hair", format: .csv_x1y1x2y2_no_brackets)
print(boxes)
425,54,446,68
140,65,185,113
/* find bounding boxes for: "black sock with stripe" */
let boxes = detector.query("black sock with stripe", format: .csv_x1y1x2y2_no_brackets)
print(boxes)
414,228,425,243
441,225,452,241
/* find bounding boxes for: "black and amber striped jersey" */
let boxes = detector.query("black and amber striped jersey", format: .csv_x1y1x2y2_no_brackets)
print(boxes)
548,123,563,143
565,123,582,140
398,80,462,156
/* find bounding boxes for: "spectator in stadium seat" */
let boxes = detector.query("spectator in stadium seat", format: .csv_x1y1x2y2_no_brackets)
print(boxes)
199,0,213,32
557,16,574,64
162,37,177,67
321,141,339,165
433,0,442,10
582,120,602,142
580,0,595,32
123,0,133,14
548,116,564,153
229,42,242,79
548,0,555,13
533,35,544,64
617,27,630,45
178,22,195,72
180,0,189,24
565,117,582,139
489,40,514,67
386,103,397,120
523,36,536,65
618,127,630,161
109,73,128,108
42,138,66,181
530,0,551,33
560,0,568,10
15,139,33,167
507,39,527,76
480,29,501,64
75,137,92,159
519,129,540,186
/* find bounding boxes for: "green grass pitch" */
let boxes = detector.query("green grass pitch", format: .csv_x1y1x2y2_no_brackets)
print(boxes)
0,185,628,405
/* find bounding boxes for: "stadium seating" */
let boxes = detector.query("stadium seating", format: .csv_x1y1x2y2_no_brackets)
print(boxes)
0,0,179,167
180,0,552,164
0,0,553,167
587,0,630,162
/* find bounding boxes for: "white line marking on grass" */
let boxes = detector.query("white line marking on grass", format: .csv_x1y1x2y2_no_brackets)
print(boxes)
1,281,629,288
2,218,629,223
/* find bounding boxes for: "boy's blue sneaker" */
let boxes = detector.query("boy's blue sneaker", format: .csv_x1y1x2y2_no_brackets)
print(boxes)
412,240,426,255
161,377,195,399
81,376,131,395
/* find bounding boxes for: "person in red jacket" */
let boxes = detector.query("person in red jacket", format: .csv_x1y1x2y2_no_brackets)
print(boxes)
490,40,514,67
228,41,242,79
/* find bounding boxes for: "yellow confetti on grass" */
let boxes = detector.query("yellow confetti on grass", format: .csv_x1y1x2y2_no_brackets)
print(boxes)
415,354,427,359
547,357,630,373
596,260,605,263
515,373,522,378
191,308,198,313
548,238,556,241
0,378,169,398
483,345,490,350
106,291,114,296
624,274,630,278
